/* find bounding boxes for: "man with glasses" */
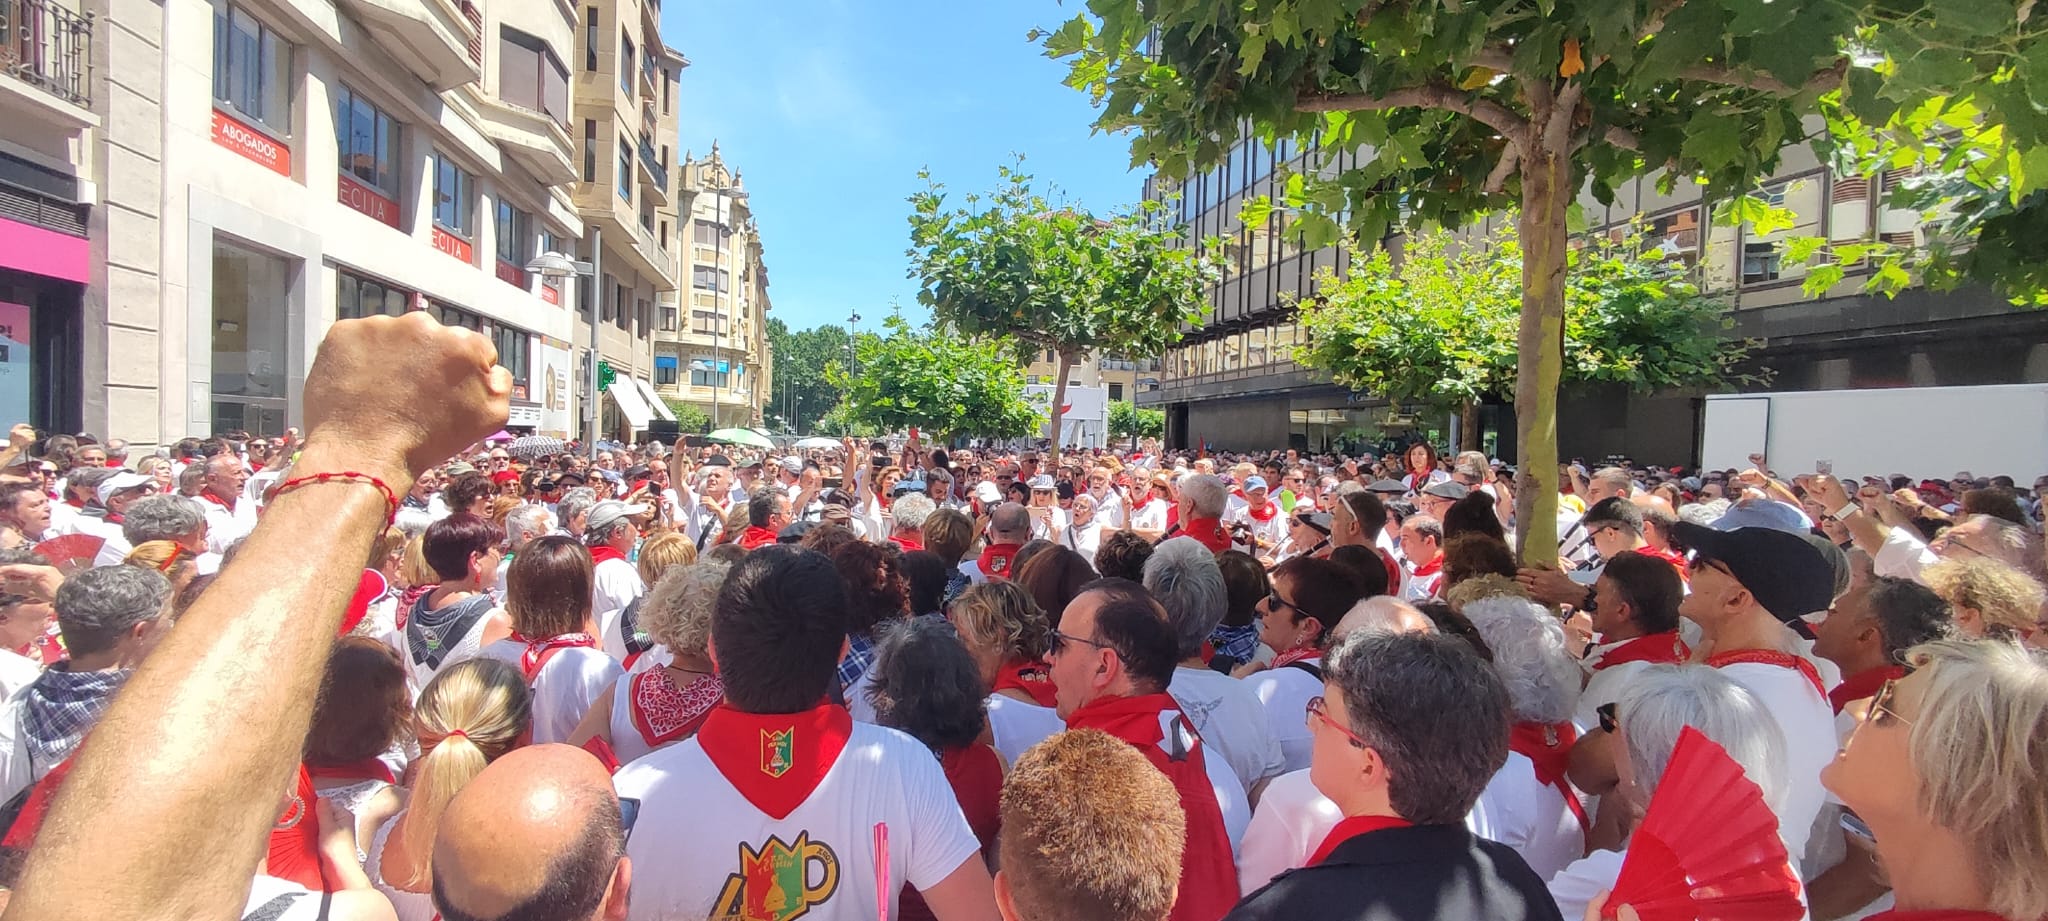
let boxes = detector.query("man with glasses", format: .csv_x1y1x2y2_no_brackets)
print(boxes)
1810,473,2039,584
1049,579,1247,921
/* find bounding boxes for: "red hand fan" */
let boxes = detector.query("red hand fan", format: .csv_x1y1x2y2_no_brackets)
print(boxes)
1601,726,1804,921
34,534,104,576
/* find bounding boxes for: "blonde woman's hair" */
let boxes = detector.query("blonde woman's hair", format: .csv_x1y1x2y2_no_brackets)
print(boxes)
398,535,434,591
403,657,531,887
124,540,194,580
1904,639,2048,920
368,525,407,573
637,530,697,585
639,560,731,655
949,580,1050,666
1921,558,2046,640
720,504,751,544
486,495,522,528
1443,573,1531,613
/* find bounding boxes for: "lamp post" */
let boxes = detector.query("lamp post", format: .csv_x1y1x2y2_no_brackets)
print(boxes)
846,310,860,380
526,246,598,459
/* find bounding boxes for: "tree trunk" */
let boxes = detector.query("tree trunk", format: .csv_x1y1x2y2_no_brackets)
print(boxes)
1047,351,1075,468
1460,400,1482,452
1513,146,1569,566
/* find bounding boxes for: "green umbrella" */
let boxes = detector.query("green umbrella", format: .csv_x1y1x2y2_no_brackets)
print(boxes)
706,428,776,449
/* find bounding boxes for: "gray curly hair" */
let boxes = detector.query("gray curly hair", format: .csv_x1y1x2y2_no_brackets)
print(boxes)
638,560,731,656
1460,596,1582,724
890,493,935,532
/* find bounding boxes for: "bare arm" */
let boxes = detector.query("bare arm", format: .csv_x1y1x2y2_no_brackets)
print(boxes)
567,678,621,749
920,855,1001,921
1809,476,1889,558
6,314,508,921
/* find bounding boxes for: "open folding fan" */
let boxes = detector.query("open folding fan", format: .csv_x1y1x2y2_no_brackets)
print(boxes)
1601,726,1804,921
34,534,103,576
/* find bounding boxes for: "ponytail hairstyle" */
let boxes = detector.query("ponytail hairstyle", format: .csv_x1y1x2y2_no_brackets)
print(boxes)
402,657,531,886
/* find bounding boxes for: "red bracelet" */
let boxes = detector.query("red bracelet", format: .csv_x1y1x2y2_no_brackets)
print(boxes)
272,471,400,525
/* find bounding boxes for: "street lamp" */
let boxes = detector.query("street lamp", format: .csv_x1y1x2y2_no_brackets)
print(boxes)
527,247,599,459
846,310,860,380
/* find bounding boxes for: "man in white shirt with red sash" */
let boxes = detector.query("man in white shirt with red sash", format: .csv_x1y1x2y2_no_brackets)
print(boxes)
612,546,996,921
1569,550,1690,730
195,454,256,554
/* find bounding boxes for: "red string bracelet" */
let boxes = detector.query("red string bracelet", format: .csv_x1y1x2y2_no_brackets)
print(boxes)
272,471,400,525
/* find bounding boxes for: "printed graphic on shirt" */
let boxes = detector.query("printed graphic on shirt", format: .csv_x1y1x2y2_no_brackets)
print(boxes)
762,728,793,777
712,832,841,921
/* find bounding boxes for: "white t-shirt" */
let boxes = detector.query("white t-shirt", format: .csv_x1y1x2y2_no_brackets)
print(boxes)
1092,491,1127,529
613,720,984,921
1547,848,1625,921
985,694,1064,765
1873,526,1939,583
1235,767,1497,895
199,495,257,555
1026,506,1068,541
1717,661,1834,870
1475,751,1584,882
1129,497,1169,533
1055,520,1101,562
1169,666,1286,789
0,650,40,701
1228,505,1290,559
1244,658,1321,774
479,640,621,745
591,557,645,661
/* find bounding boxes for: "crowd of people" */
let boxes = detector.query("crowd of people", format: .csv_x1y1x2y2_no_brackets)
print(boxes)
0,312,2042,921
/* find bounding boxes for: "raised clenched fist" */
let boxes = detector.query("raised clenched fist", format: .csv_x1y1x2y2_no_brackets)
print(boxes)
299,313,511,485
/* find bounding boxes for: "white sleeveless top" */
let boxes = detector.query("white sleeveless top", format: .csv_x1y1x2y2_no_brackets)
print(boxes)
606,668,723,768
366,811,438,921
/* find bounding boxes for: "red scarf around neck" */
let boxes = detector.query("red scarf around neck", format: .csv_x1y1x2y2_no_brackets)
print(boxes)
976,542,1022,579
510,632,597,681
1509,721,1588,836
1593,631,1691,671
196,490,235,511
1183,517,1231,554
739,526,779,550
1307,814,1415,866
306,758,397,785
1065,693,1237,921
695,702,853,820
887,532,924,552
588,545,629,567
1270,648,1319,670
1708,649,1828,699
1830,665,1906,715
990,659,1059,708
631,670,724,749
1245,501,1278,523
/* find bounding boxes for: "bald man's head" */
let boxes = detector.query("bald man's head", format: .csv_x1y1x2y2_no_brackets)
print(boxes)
1332,596,1437,642
990,502,1031,543
432,744,629,921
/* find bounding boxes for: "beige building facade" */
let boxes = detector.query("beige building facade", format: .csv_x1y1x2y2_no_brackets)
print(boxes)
1023,351,1159,405
655,143,772,429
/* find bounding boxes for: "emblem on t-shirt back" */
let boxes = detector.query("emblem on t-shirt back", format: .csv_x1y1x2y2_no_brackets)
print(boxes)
713,832,840,921
762,728,794,777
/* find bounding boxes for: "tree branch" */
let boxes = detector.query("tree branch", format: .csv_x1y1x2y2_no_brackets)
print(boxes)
1463,44,1515,74
1299,83,1530,150
1638,0,1689,39
1544,80,1589,154
1585,124,1644,152
1679,57,1850,95
1483,145,1520,195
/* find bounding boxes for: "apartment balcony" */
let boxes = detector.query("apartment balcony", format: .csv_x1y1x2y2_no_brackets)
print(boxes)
1,0,92,112
637,135,669,205
339,0,481,91
474,95,577,186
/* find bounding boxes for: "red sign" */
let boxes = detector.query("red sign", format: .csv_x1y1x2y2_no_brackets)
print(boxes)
540,283,560,305
211,109,291,176
337,173,401,228
495,260,527,288
432,227,474,264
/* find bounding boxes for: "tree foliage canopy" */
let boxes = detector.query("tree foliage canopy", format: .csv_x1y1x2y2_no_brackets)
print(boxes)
826,316,1043,439
1296,221,1758,412
1108,400,1166,441
765,318,851,433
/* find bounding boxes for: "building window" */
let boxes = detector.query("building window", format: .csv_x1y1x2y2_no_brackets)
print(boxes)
498,27,569,125
494,198,531,274
689,357,730,388
582,120,596,182
691,266,728,292
211,240,294,435
583,7,597,70
637,298,650,335
693,219,721,246
1644,207,1703,267
691,310,726,335
600,273,616,321
333,85,399,196
619,32,635,94
662,68,672,113
212,1,294,135
432,151,473,237
1109,383,1124,401
614,281,630,329
617,139,632,201
659,219,669,250
660,305,678,330
655,356,678,386
493,323,532,395
336,269,411,320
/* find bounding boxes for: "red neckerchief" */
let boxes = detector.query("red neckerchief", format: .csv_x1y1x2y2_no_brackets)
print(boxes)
1708,649,1828,699
1830,665,1906,715
306,758,397,785
509,632,597,682
1245,500,1278,523
394,585,433,630
887,532,924,552
588,545,629,567
1510,721,1588,836
1271,648,1319,670
739,526,779,550
1639,544,1690,580
62,497,84,510
195,490,235,511
1307,814,1415,866
1064,693,1237,921
694,701,853,820
976,542,1023,579
105,513,123,525
1412,556,1443,579
631,669,724,749
1183,517,1231,553
990,658,1059,708
1592,631,1691,671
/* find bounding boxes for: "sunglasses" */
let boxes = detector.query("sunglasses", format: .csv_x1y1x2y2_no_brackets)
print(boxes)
1265,592,1309,620
1044,629,1112,659
1597,702,1619,734
1305,696,1368,749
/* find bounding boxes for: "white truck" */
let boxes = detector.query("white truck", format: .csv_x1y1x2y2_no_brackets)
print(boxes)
1700,384,2048,480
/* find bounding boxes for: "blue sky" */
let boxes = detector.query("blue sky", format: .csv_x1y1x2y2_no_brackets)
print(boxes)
658,0,1141,332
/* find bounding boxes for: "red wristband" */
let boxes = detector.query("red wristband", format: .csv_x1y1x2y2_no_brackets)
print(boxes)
272,471,400,526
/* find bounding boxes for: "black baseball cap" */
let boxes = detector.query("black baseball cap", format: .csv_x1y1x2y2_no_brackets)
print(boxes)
1671,522,1834,624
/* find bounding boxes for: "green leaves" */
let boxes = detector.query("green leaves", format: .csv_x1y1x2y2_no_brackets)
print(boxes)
827,316,1042,438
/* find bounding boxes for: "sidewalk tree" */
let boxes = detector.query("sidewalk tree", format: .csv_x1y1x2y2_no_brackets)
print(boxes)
1108,400,1165,444
765,318,851,433
825,316,1043,440
907,161,1218,466
1296,220,1758,448
1038,0,1979,562
659,400,712,435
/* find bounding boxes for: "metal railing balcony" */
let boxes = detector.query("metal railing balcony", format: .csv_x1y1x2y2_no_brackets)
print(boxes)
638,136,667,191
1,0,92,106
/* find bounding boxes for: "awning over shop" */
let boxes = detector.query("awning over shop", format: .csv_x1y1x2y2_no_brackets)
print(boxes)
606,380,654,431
635,377,675,422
